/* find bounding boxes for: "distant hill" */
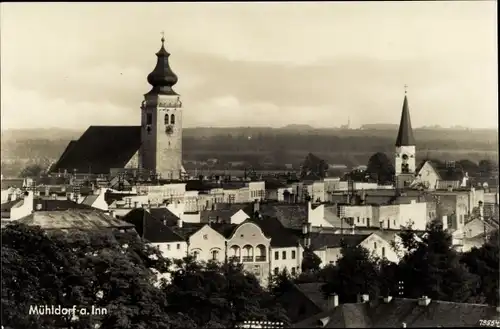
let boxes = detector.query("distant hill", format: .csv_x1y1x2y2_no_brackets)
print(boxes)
1,126,497,177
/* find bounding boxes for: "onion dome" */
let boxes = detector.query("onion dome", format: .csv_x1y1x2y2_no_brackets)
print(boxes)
146,36,178,95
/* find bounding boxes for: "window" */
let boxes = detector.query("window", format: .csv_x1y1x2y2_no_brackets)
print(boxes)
164,114,169,124
176,243,180,250
193,250,199,260
274,251,279,260
171,114,175,124
203,234,208,240
393,220,396,226
282,251,287,260
291,267,296,275
357,217,360,223
146,113,153,125
273,267,280,275
167,244,171,251
382,247,386,258
211,250,219,260
373,242,377,249
291,250,296,259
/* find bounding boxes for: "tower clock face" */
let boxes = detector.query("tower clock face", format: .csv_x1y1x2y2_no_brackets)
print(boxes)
165,125,174,135
402,154,408,161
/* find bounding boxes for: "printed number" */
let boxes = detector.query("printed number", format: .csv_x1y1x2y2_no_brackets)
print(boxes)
479,319,500,327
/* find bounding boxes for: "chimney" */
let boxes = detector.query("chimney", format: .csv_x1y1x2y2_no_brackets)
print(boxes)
45,186,50,196
441,215,448,231
109,210,115,218
51,193,57,200
327,294,339,309
447,185,453,192
317,316,330,328
253,200,260,214
134,201,139,208
383,296,393,303
358,294,369,303
177,218,183,228
418,295,431,306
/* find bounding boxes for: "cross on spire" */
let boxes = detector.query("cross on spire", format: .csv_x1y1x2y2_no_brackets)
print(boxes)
161,31,165,44
404,84,408,94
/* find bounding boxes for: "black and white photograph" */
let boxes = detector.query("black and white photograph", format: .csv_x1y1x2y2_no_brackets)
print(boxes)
1,1,498,328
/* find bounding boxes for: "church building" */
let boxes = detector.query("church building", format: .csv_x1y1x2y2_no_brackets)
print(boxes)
394,89,417,189
51,37,185,180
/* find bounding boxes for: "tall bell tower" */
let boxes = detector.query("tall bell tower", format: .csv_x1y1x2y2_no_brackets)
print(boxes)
394,86,416,189
139,36,183,180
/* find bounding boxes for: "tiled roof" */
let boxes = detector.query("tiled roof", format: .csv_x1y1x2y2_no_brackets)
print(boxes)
149,207,179,225
258,203,308,229
185,180,213,191
265,179,288,190
395,95,416,147
121,208,184,243
207,222,239,239
200,204,248,224
309,233,369,251
17,210,134,230
81,194,99,207
293,297,499,328
50,126,141,174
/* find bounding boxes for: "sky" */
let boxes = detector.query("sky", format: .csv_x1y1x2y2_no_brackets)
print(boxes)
0,2,497,131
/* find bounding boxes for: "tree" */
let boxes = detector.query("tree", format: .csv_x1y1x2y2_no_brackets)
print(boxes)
321,244,381,303
163,257,289,328
1,223,174,329
301,248,322,272
396,220,479,303
479,159,498,177
366,152,395,184
461,229,499,306
457,159,479,176
269,268,295,297
19,164,44,178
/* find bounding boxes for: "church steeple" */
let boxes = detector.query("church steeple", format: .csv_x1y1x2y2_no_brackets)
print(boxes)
395,87,416,147
146,35,178,96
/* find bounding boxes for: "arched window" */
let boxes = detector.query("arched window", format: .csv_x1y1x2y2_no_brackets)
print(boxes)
171,114,175,124
243,245,254,262
164,114,169,124
256,244,266,261
211,249,219,261
192,250,200,260
373,241,377,249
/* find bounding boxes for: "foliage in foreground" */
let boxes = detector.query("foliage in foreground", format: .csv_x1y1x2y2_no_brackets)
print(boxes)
1,224,288,329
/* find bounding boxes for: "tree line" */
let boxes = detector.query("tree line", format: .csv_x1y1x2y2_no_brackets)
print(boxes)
271,221,499,308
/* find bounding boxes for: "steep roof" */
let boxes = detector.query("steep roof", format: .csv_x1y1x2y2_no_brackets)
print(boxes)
50,126,141,175
248,215,300,247
51,140,77,172
293,297,500,328
121,208,184,243
395,95,416,147
258,203,308,229
309,233,369,251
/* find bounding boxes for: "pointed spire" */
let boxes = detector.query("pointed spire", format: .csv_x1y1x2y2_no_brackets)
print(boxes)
146,34,178,96
395,86,416,147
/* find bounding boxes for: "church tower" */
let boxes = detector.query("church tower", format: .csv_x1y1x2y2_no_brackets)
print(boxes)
139,36,183,180
394,88,416,188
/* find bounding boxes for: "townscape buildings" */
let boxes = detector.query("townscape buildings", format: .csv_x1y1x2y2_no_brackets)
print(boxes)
1,37,499,327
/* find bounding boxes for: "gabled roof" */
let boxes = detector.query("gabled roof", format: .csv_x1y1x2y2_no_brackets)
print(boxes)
149,207,179,225
121,208,184,243
395,94,416,147
200,205,247,224
50,126,141,174
294,283,330,311
293,297,499,328
1,198,23,212
417,160,465,181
